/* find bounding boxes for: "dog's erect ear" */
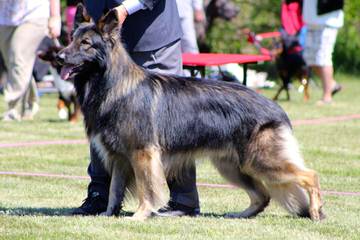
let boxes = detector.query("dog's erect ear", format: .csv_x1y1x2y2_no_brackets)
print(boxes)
74,3,91,31
97,9,120,35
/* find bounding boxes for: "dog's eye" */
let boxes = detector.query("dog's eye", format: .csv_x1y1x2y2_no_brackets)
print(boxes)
81,39,91,45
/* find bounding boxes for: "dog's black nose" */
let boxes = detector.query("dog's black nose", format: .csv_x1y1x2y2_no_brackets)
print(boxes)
55,51,66,65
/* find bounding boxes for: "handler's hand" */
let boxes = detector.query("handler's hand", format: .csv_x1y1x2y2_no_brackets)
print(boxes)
114,5,128,25
194,10,205,23
48,16,61,38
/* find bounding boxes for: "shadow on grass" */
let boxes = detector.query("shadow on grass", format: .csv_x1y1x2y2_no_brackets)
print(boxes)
0,207,302,221
0,206,136,217
200,212,305,221
0,206,74,216
47,119,69,123
199,212,226,218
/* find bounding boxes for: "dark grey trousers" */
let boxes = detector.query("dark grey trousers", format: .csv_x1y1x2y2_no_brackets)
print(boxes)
87,40,200,209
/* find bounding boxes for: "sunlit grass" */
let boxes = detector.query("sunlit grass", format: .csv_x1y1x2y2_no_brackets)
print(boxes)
0,72,359,239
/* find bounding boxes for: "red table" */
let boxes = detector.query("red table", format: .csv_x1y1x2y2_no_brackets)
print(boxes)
182,53,271,85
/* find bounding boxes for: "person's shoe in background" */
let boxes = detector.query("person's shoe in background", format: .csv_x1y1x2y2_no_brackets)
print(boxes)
2,108,21,122
72,192,108,216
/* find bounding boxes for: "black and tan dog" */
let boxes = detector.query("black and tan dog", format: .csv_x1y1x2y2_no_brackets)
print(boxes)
272,31,310,102
246,30,310,101
38,41,81,123
57,5,324,221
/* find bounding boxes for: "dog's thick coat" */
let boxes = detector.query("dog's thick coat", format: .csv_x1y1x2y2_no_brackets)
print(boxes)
58,5,324,221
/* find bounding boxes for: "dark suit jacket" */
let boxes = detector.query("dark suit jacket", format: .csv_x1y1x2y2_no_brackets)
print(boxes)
84,0,182,52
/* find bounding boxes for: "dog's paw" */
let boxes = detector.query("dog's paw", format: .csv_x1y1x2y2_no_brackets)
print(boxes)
58,108,68,120
309,208,322,221
224,212,250,219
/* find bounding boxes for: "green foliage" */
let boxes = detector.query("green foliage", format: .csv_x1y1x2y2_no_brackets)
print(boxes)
206,0,280,54
206,0,360,74
333,1,360,73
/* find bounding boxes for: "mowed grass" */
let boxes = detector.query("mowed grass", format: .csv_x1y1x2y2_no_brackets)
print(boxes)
0,73,359,239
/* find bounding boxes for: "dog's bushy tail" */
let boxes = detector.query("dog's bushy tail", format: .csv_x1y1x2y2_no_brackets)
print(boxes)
248,123,315,218
267,183,310,218
269,125,311,217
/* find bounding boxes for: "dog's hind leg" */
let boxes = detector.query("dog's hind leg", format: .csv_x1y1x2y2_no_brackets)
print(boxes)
283,75,291,101
228,177,270,218
130,146,167,220
273,85,284,101
212,159,270,218
285,87,290,101
250,125,324,221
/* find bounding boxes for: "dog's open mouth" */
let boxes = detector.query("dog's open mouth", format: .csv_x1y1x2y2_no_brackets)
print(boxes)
60,64,83,80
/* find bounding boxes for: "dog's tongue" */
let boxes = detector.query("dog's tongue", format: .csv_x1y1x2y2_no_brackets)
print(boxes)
60,66,73,80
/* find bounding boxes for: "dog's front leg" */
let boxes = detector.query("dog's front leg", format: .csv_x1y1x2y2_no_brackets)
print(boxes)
101,161,126,216
302,77,310,101
129,147,167,221
69,96,81,123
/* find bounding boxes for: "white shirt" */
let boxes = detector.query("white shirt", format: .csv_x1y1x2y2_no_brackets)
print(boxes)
0,0,50,26
122,0,145,15
303,0,344,29
176,0,203,18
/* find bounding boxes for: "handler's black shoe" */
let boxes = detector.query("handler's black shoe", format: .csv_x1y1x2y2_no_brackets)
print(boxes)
155,201,200,217
72,192,108,216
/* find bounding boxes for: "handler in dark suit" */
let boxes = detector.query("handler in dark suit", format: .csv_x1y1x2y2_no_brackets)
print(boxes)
72,0,200,217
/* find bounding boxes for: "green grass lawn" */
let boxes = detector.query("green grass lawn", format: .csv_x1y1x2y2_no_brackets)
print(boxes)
0,73,359,239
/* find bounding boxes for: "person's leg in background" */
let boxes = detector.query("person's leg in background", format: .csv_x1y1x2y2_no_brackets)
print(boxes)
22,77,40,120
179,13,199,54
304,27,341,104
0,25,21,120
312,65,338,103
72,143,110,215
178,7,202,77
0,19,47,121
132,39,200,216
127,40,201,215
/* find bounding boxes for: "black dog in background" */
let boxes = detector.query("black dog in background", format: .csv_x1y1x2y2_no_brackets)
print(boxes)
196,0,239,52
273,30,310,101
37,38,81,123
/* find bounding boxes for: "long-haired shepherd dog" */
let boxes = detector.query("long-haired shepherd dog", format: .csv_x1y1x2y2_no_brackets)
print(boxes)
57,4,324,221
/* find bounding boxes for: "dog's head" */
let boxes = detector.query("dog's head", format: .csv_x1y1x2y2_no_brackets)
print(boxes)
208,0,239,21
38,45,63,69
56,3,121,80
